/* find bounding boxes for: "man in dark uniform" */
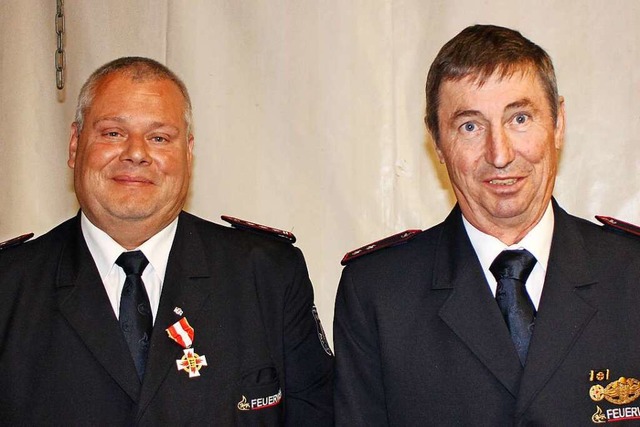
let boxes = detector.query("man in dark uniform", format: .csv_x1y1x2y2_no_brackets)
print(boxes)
334,25,640,425
0,57,333,425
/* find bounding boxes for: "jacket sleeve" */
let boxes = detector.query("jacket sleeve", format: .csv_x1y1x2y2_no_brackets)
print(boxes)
282,247,334,426
334,265,388,427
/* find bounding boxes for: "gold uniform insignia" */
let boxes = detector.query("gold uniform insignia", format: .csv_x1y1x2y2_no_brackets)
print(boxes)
591,406,607,424
589,371,640,424
237,395,251,411
590,376,640,405
590,385,605,402
603,377,640,405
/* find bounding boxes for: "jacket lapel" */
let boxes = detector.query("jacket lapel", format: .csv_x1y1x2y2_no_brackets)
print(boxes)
515,203,597,415
56,216,142,401
436,207,524,397
137,212,214,417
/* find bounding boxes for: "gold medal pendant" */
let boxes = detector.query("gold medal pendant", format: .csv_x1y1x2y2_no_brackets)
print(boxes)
166,317,208,378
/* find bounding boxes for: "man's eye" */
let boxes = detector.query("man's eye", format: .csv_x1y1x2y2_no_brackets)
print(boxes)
462,122,477,132
151,136,168,143
105,131,121,137
514,114,528,124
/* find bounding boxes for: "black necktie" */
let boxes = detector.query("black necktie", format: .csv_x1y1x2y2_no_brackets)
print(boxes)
116,251,153,380
490,249,537,366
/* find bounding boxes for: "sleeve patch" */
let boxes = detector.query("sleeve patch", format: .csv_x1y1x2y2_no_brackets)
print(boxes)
312,305,333,357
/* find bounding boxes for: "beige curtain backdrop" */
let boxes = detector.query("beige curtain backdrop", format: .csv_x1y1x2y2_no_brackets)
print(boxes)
1,1,639,345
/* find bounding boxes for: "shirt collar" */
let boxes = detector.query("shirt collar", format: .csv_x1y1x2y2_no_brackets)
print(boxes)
80,212,179,282
462,202,554,273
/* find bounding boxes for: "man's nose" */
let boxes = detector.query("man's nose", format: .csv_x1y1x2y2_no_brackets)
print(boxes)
119,134,151,164
485,126,515,168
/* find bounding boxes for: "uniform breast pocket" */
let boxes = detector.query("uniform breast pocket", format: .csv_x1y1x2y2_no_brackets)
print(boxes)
235,366,283,426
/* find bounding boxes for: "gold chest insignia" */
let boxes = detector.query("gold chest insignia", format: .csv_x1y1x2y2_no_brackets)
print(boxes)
602,377,640,405
589,371,640,424
590,377,640,405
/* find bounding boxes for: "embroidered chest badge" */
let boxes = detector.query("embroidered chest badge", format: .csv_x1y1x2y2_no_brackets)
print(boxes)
166,317,208,378
237,389,282,411
589,369,640,423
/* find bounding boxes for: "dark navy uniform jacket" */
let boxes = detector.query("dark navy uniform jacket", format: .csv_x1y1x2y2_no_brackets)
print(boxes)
0,211,333,426
335,201,640,426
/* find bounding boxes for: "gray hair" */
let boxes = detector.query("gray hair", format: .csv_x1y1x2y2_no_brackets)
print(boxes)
74,56,193,136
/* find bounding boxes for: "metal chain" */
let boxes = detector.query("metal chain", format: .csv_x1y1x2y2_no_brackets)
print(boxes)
55,0,65,90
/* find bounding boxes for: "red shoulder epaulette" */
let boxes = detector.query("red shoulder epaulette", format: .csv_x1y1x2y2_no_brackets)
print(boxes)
221,215,296,243
595,216,640,238
341,229,421,265
0,232,34,251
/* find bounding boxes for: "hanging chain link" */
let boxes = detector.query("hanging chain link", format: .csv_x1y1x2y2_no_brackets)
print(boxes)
55,0,65,90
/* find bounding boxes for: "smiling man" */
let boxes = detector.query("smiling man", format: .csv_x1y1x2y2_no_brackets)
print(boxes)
0,57,333,425
334,25,640,425
68,71,194,250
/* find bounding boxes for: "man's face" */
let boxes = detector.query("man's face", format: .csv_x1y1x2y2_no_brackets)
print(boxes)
68,73,194,241
434,68,564,242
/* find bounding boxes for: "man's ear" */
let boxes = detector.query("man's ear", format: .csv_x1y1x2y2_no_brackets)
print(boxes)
435,145,445,164
426,119,445,164
430,133,445,164
186,134,195,174
68,122,80,169
554,96,566,150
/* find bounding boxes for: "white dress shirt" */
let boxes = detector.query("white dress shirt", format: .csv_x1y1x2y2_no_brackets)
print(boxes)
462,203,554,310
80,212,178,323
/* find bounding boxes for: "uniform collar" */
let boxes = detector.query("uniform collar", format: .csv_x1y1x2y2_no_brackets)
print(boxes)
462,202,554,276
80,212,178,283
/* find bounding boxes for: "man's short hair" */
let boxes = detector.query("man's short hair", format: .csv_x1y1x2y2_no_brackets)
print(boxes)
425,24,559,144
74,56,193,135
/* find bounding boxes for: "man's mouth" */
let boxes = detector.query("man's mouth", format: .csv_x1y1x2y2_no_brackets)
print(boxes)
113,175,153,184
488,178,518,186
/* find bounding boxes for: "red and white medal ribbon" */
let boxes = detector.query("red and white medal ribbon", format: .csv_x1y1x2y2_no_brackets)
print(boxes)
166,317,194,348
166,317,208,378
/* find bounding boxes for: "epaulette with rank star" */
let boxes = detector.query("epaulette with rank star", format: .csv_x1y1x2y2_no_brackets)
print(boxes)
595,215,640,239
221,215,296,243
341,229,421,265
0,232,34,251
